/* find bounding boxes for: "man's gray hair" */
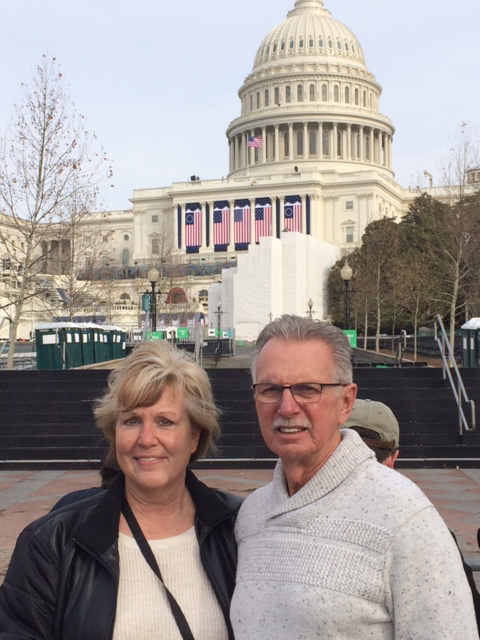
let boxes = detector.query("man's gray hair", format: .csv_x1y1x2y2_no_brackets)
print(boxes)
251,315,353,384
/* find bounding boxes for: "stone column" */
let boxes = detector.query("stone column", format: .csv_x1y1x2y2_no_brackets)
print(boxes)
319,122,323,158
262,126,267,163
359,126,364,162
333,123,338,159
303,123,308,159
200,202,207,250
288,123,293,160
347,124,352,161
369,129,374,163
250,199,255,244
301,194,307,233
274,125,279,161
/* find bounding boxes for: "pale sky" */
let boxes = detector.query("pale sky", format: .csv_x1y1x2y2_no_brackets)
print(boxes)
1,0,479,211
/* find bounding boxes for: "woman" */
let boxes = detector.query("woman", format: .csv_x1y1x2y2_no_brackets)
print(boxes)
0,341,241,639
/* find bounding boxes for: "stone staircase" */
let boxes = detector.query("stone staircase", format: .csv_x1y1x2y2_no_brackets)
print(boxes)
0,367,479,469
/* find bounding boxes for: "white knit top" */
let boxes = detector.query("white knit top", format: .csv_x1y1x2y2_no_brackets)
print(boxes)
113,527,228,640
231,429,478,639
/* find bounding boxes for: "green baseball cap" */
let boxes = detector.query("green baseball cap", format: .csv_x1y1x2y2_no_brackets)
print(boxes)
344,399,399,449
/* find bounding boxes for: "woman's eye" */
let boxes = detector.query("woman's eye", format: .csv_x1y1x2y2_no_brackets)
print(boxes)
157,418,173,427
122,416,140,426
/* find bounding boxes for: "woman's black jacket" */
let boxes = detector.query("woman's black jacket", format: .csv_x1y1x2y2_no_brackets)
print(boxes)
0,470,242,639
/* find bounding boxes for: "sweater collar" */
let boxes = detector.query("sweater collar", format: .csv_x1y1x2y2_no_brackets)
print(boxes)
270,429,374,516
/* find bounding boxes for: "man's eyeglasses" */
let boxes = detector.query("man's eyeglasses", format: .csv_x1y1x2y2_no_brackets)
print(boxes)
252,382,348,404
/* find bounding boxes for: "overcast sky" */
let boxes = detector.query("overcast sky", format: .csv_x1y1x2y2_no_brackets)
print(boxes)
1,0,479,211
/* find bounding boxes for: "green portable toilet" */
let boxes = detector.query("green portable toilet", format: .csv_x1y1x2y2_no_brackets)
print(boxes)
35,324,63,370
112,327,127,359
81,324,94,366
92,325,106,363
69,324,84,367
461,318,480,367
103,325,115,361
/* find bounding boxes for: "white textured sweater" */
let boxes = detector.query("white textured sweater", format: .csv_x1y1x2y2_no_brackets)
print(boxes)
231,429,477,639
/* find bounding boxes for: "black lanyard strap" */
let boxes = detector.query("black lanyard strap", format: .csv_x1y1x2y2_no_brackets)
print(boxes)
121,496,195,640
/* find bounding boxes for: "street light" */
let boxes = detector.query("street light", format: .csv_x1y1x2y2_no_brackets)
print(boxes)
147,267,160,332
340,260,353,330
216,301,224,337
306,298,315,320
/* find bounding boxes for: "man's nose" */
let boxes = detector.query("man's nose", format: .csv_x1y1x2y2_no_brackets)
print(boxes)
277,387,300,416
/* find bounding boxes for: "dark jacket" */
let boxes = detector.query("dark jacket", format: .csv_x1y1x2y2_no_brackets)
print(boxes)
0,469,242,640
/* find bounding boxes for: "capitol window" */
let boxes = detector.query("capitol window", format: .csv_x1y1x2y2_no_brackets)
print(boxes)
275,87,280,104
299,38,304,48
322,84,328,101
285,86,291,103
345,87,350,103
345,42,349,52
273,43,277,53
319,37,324,49
328,39,333,49
257,92,260,108
334,85,339,102
355,88,359,105
297,85,303,102
151,215,158,223
345,201,354,210
296,130,304,156
337,41,341,50
265,89,269,106
289,39,294,50
309,84,315,101
345,226,355,244
280,41,285,51
363,90,367,107
309,37,314,48
309,130,317,155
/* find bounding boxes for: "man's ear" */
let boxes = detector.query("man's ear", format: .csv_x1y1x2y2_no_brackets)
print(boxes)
384,449,400,469
339,383,357,424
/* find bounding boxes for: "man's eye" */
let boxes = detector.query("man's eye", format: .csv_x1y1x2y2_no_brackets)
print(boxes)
294,384,319,396
260,386,280,396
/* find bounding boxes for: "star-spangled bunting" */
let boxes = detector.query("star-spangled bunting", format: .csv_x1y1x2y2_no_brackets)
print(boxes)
185,207,202,247
255,202,272,243
213,206,230,245
234,205,251,244
284,198,302,232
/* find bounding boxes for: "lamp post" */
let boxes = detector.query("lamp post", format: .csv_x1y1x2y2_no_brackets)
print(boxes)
306,298,315,320
340,261,353,330
147,267,160,332
215,301,224,337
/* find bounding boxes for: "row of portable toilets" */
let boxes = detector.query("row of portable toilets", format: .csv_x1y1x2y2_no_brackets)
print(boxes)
35,323,127,370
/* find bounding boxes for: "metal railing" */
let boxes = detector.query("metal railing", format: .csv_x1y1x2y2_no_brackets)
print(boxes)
434,315,476,435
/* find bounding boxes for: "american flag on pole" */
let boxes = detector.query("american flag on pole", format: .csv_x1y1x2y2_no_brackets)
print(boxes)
247,135,263,148
185,205,202,247
255,199,272,243
234,203,251,244
284,197,302,232
213,204,230,246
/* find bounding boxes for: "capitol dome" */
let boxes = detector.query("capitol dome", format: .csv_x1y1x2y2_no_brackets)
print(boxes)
253,0,366,73
226,0,395,179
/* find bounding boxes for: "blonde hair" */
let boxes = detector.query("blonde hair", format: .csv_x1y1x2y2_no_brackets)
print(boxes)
94,341,220,465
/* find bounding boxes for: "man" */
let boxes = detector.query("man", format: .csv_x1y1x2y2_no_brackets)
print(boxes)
230,315,477,639
345,398,480,633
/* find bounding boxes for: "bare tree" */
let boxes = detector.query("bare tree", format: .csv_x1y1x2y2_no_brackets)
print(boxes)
0,55,111,367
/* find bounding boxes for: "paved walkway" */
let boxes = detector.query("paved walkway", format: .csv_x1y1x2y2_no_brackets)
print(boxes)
1,467,479,586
